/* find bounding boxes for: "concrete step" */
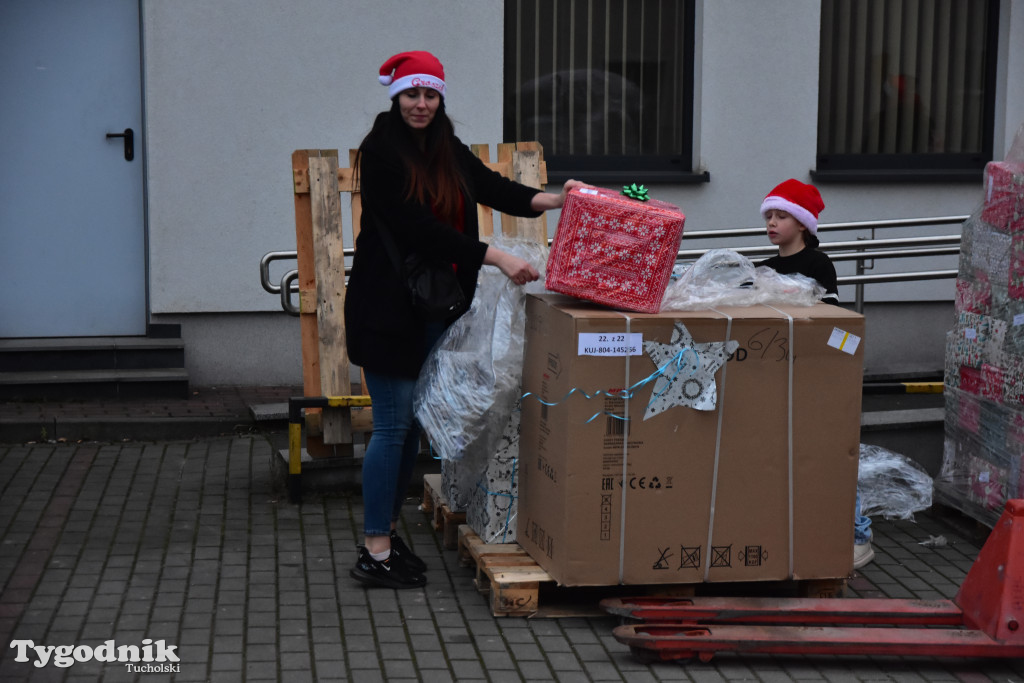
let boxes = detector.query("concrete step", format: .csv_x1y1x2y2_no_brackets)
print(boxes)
0,368,191,401
0,336,185,372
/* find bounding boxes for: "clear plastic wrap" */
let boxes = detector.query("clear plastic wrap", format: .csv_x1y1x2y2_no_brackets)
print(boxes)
660,249,825,311
858,444,933,520
936,122,1024,527
413,236,548,461
936,385,1024,527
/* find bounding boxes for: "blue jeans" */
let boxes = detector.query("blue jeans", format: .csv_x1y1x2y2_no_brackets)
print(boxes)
854,491,872,545
361,369,422,536
360,322,444,537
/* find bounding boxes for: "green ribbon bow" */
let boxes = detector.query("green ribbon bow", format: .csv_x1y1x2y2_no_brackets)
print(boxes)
621,183,650,202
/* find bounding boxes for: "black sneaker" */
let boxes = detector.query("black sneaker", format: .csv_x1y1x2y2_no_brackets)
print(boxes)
389,530,427,574
350,546,426,589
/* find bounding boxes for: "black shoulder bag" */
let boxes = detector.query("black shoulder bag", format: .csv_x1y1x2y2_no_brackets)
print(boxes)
371,210,468,322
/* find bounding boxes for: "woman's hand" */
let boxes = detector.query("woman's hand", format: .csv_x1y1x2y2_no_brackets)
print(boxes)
530,178,590,212
484,246,541,286
557,178,588,205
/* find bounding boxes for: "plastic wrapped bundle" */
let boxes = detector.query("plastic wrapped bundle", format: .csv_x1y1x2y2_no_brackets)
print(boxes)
465,400,521,542
857,444,933,520
660,249,824,311
937,395,1018,525
414,236,548,462
938,124,1024,525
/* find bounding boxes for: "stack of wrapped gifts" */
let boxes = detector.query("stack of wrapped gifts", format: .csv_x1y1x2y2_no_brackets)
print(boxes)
938,148,1024,525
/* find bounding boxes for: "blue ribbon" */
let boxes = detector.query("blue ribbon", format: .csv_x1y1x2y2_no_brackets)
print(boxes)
520,345,701,423
474,455,519,544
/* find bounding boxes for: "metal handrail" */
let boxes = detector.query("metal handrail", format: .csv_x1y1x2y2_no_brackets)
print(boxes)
260,251,300,295
678,235,963,262
680,215,969,241
260,215,970,315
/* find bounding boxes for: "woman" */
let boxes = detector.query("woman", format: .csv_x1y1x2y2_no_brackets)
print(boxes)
345,50,582,589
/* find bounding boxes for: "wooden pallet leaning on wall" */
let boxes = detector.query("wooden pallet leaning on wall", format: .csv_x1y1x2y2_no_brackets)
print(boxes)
291,143,548,458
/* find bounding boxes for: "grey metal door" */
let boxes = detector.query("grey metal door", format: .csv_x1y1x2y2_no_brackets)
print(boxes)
0,0,146,337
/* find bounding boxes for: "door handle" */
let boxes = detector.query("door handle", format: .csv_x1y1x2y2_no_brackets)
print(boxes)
105,128,134,161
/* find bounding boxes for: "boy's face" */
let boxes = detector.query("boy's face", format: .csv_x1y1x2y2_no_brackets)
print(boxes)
764,209,806,254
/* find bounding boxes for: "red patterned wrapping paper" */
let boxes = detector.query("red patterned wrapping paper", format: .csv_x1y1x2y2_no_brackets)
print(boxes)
955,274,991,314
981,161,1024,233
546,187,685,313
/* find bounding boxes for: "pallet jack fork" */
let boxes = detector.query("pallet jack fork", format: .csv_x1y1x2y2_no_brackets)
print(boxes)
602,499,1024,662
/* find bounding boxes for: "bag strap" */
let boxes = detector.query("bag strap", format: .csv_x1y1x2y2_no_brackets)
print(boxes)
364,204,404,276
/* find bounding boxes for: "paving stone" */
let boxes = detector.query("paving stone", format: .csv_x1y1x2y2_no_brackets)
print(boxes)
4,433,1021,681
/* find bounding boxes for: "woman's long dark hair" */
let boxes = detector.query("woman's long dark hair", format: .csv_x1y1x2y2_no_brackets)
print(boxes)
355,97,466,225
803,231,821,249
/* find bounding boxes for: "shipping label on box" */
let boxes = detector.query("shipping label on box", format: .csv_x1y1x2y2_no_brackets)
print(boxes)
517,294,864,587
545,187,685,314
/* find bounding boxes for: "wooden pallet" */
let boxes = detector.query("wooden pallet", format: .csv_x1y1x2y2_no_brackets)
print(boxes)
458,525,553,617
421,473,466,550
457,526,701,618
455,525,847,618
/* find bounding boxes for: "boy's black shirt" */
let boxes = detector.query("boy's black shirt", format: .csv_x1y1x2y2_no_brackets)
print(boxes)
759,247,840,305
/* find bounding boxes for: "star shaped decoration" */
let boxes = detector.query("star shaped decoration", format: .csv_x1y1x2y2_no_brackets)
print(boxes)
642,322,739,419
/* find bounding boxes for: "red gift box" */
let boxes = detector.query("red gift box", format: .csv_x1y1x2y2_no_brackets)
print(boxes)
981,161,1024,233
981,363,1005,402
955,274,991,314
546,187,685,313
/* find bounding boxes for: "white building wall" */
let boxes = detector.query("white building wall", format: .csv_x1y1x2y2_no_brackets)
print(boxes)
142,0,506,315
139,0,1024,385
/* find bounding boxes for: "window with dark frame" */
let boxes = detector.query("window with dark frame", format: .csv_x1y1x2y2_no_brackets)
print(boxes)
503,0,702,184
815,0,999,181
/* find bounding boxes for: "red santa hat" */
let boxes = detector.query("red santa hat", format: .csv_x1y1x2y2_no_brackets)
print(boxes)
378,51,447,99
760,179,825,235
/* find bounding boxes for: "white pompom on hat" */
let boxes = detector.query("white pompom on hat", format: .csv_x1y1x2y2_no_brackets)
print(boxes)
760,179,825,235
378,51,447,99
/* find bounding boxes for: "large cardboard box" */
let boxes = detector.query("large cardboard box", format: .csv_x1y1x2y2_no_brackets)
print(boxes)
516,294,865,586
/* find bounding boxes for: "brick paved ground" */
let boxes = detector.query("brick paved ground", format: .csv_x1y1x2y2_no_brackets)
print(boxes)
2,433,1024,681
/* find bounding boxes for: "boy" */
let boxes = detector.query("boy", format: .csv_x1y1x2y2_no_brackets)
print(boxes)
758,179,873,569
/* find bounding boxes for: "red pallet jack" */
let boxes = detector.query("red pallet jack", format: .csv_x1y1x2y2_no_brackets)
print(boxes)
602,499,1024,662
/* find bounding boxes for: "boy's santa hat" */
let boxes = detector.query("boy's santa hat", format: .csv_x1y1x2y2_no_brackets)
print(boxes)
760,179,825,235
378,51,446,99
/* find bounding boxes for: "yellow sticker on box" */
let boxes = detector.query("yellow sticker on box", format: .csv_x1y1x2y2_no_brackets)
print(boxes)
828,327,861,355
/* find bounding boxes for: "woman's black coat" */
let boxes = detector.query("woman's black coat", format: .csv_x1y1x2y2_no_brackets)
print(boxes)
344,128,542,378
